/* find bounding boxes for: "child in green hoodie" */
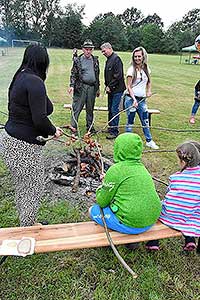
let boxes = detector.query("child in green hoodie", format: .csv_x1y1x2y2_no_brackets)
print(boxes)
89,133,161,235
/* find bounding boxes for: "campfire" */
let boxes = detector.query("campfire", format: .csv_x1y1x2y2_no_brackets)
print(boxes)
49,131,111,195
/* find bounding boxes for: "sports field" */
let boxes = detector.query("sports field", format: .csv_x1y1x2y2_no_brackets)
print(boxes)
0,48,199,300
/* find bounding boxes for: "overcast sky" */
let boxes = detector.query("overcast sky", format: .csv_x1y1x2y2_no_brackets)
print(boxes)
60,0,199,29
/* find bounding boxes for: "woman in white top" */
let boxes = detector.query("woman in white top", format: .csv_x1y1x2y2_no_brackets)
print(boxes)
124,47,159,149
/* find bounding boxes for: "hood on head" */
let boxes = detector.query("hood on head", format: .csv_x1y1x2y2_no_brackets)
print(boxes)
113,133,143,163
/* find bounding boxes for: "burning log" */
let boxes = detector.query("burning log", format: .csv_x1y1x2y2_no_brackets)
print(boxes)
49,130,112,194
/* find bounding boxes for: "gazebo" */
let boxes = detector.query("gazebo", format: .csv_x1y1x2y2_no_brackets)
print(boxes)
180,44,199,64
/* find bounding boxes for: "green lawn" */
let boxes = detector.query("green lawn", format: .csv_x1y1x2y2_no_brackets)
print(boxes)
0,48,200,300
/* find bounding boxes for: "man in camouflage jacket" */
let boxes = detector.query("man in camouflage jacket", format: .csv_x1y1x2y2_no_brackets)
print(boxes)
68,39,100,132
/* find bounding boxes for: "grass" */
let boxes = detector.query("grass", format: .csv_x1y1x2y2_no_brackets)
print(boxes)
0,48,200,300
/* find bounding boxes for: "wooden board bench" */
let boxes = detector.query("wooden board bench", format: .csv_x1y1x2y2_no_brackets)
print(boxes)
0,221,181,255
63,104,160,126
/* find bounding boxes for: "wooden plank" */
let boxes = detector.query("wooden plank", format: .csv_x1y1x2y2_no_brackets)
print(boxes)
63,104,160,114
0,221,181,254
64,104,108,111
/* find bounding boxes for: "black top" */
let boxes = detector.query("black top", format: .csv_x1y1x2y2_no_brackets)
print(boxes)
195,80,200,91
104,52,126,93
5,69,56,145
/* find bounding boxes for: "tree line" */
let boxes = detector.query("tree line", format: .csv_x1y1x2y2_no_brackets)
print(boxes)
0,0,200,53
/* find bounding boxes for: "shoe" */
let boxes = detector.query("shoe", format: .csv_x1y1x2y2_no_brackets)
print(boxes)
70,126,77,133
34,221,49,226
189,116,195,124
197,237,200,254
125,242,140,250
183,242,196,251
106,134,118,140
145,240,160,251
146,140,159,150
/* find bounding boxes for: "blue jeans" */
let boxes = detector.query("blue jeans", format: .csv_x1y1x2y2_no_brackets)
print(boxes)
108,92,123,136
191,88,200,115
191,99,200,116
124,95,152,142
89,204,152,234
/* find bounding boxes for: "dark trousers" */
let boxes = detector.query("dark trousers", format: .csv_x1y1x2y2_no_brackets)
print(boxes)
71,84,96,130
108,92,123,135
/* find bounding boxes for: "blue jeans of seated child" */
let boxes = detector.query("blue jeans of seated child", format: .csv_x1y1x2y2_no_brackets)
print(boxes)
124,95,152,142
89,204,152,234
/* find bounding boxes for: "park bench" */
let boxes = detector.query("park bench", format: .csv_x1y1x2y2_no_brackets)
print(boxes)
63,104,160,126
0,220,181,256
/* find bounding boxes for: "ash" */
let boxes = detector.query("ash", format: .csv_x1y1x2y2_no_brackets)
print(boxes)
43,148,112,209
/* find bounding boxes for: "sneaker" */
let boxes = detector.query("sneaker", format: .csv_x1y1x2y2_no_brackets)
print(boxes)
145,240,160,251
183,242,196,252
189,116,195,124
125,242,140,250
197,237,200,254
183,236,196,252
146,140,159,150
106,133,118,140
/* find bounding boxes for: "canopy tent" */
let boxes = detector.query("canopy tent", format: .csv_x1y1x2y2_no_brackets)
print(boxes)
182,45,197,52
180,44,199,64
0,37,8,45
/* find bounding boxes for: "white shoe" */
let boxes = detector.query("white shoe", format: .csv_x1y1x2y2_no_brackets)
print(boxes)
146,140,159,150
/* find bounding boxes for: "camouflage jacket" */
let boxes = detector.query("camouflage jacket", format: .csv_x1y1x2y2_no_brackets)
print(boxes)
69,54,100,93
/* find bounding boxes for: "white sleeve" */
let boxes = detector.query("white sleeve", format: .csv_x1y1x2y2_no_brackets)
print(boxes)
126,65,134,77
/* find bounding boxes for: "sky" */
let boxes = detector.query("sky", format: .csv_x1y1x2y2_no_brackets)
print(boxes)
60,0,200,29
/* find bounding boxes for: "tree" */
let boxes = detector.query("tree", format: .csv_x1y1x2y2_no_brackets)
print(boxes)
126,26,142,50
181,9,200,34
89,14,128,50
50,3,85,48
118,7,144,28
0,0,30,40
26,0,60,41
141,13,164,28
141,24,164,53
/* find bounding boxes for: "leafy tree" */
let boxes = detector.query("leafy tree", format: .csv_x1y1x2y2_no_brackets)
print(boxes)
126,26,142,49
26,0,60,41
181,9,200,34
0,0,30,40
141,23,164,53
118,7,144,28
89,14,128,50
166,21,195,51
141,13,164,28
50,3,85,48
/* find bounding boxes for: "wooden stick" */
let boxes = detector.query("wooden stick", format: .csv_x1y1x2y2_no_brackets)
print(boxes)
72,149,81,193
100,208,138,278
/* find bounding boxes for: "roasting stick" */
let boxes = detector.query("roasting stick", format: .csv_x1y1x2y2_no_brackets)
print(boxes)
95,140,138,278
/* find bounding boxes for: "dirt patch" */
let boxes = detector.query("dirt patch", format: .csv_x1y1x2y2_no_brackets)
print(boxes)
44,151,97,210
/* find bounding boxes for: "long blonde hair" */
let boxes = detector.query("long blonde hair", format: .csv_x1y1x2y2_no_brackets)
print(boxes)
131,47,150,83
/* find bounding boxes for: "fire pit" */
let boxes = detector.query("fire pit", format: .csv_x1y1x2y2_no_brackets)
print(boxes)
49,132,112,195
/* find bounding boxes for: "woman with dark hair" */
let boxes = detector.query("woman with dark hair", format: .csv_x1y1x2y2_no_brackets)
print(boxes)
124,47,159,149
0,45,62,226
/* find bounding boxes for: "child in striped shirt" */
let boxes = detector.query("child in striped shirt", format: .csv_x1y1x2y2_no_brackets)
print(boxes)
158,141,200,252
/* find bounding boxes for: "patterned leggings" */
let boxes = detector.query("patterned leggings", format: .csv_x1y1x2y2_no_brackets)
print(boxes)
0,130,44,226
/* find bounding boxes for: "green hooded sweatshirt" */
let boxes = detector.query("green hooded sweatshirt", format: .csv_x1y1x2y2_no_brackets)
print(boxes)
96,133,161,228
